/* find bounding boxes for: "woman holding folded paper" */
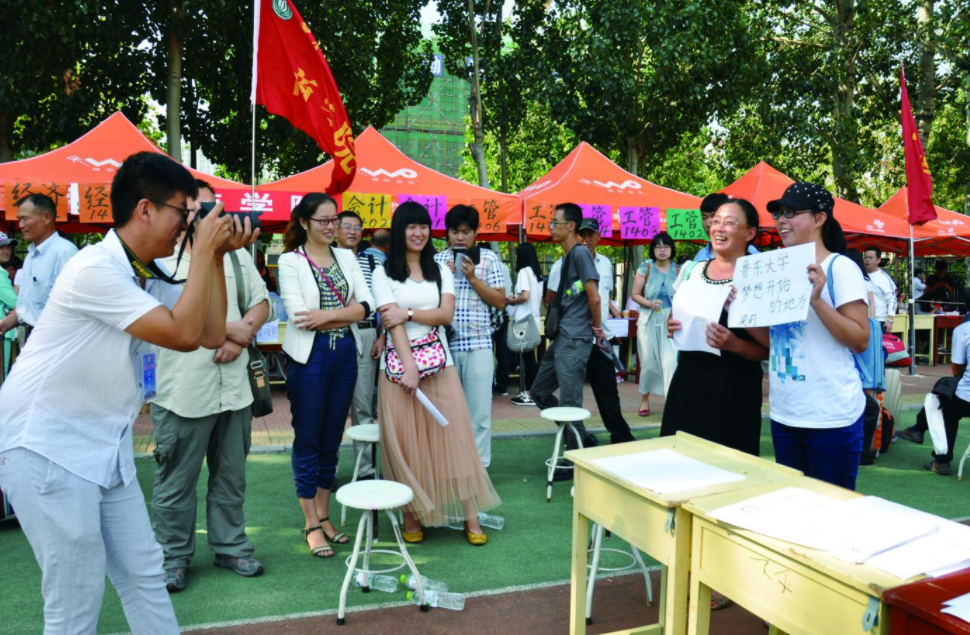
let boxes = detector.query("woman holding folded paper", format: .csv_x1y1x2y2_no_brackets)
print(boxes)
757,182,869,490
372,201,500,546
662,198,768,456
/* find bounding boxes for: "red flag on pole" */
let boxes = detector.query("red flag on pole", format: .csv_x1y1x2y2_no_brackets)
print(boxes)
900,64,936,225
251,0,356,194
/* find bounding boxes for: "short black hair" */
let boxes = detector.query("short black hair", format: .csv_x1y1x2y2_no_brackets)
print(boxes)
649,232,676,261
338,210,362,225
865,246,882,259
915,267,924,276
444,204,479,231
555,203,583,233
936,260,948,272
964,288,970,312
15,194,57,222
195,179,215,196
700,193,730,214
111,152,198,227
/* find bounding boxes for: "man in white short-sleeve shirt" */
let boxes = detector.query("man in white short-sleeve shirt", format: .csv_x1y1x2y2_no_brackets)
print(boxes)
0,152,257,634
864,246,897,331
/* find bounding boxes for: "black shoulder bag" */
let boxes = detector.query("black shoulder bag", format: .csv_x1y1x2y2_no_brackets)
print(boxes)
228,251,274,418
544,249,573,340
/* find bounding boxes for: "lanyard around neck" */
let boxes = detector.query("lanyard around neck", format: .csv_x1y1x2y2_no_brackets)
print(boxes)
117,234,186,285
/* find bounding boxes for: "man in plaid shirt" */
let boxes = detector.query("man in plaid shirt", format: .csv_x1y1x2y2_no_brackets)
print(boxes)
434,205,506,468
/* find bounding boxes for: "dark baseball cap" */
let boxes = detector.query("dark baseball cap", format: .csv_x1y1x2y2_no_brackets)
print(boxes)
578,218,600,233
767,182,835,216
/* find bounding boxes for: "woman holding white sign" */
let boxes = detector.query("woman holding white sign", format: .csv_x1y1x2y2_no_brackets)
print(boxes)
758,182,870,490
630,232,679,416
663,199,768,456
372,201,500,545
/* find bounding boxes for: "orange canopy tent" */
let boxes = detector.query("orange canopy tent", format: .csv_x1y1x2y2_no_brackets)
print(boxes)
515,142,701,245
0,112,267,232
258,126,519,240
721,162,919,254
877,188,970,256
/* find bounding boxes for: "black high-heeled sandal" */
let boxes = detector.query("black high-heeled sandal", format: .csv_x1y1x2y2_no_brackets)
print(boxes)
319,516,350,544
304,526,334,558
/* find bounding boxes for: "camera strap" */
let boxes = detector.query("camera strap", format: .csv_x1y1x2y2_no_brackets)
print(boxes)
117,233,187,285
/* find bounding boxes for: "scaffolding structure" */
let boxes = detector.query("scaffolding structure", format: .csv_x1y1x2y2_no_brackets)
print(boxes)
382,62,470,178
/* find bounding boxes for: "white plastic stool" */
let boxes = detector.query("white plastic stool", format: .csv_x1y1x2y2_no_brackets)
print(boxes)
335,480,428,626
585,523,653,625
540,407,590,501
959,441,970,481
341,424,381,527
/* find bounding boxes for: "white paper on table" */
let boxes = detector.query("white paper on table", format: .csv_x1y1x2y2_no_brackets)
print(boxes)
255,320,280,344
820,496,940,564
929,558,970,578
589,448,745,495
416,389,449,427
671,281,731,356
727,243,815,328
868,519,970,579
942,595,970,624
945,592,970,607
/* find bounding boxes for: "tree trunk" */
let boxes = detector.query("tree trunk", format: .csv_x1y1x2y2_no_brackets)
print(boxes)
466,0,489,188
166,29,183,162
830,0,861,202
916,0,936,146
965,70,969,215
626,137,639,177
0,109,13,162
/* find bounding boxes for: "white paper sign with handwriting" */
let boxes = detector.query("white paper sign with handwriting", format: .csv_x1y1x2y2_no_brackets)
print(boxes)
727,243,815,328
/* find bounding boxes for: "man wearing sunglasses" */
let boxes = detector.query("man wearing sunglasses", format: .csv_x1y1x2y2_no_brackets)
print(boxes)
0,194,78,343
694,192,760,262
335,210,380,480
0,152,257,633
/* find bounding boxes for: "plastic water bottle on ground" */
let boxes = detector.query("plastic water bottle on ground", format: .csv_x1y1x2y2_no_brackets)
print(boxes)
444,513,504,531
408,590,466,611
401,573,449,592
355,572,399,593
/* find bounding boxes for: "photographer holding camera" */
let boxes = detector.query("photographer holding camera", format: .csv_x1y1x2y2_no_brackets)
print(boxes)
150,180,270,593
0,152,258,634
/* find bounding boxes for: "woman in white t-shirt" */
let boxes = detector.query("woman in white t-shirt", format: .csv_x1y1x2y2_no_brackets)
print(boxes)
760,183,870,490
372,202,500,545
506,243,544,406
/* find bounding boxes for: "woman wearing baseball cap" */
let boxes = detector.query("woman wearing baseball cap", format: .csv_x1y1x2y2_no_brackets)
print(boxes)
758,182,870,490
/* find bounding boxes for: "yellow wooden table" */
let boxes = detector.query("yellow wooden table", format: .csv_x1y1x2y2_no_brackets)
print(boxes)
565,433,802,635
683,480,920,635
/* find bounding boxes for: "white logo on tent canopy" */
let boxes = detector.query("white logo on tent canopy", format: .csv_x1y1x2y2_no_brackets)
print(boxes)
873,219,884,229
84,158,122,169
359,168,418,179
522,181,551,193
592,180,641,190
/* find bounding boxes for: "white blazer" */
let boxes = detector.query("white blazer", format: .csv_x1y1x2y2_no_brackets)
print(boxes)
278,246,375,363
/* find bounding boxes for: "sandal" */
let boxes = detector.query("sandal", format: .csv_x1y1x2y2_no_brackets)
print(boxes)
711,595,732,611
304,526,334,558
319,516,350,544
638,407,650,417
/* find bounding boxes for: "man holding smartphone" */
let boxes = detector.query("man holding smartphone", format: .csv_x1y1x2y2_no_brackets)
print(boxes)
434,205,506,468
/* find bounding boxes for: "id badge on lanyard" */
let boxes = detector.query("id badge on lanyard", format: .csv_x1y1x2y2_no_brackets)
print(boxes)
135,351,157,401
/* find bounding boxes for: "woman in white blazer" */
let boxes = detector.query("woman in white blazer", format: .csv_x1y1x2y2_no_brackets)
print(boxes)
278,193,374,559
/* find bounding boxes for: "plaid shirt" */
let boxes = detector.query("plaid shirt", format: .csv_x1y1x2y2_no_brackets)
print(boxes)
310,260,350,348
434,247,505,351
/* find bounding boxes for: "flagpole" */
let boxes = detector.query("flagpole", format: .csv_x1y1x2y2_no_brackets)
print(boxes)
909,223,916,376
250,1,259,261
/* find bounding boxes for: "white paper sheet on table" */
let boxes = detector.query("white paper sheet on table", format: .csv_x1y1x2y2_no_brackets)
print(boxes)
671,282,731,356
589,448,745,495
867,517,970,579
708,488,941,564
942,592,970,623
255,320,280,344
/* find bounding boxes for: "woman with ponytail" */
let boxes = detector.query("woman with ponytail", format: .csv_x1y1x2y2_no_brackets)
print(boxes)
760,182,870,490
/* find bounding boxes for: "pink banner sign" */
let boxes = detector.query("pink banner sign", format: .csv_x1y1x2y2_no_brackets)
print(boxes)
579,204,613,238
398,194,447,230
619,206,660,241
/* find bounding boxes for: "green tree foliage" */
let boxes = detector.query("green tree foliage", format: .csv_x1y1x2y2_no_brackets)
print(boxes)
0,0,152,160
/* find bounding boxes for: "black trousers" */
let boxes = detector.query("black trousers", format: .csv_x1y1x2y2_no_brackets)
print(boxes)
492,320,510,393
914,395,970,463
584,343,635,446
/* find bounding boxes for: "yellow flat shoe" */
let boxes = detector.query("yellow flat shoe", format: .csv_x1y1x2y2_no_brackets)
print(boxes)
465,524,487,546
402,528,424,543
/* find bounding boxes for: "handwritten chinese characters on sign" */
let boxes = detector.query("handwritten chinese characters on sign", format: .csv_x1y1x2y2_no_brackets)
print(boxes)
79,184,112,223
666,208,706,240
5,182,70,221
727,243,815,328
343,192,392,228
579,204,612,238
397,195,447,230
479,198,504,234
526,203,555,236
619,206,660,241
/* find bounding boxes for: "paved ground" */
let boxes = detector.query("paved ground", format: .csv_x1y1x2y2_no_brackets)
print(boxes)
132,363,948,456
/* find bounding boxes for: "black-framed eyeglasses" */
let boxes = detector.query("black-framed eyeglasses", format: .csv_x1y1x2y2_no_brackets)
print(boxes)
770,208,817,221
150,199,191,220
307,216,339,227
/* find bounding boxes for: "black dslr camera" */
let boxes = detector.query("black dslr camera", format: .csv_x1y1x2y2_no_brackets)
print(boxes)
196,201,262,230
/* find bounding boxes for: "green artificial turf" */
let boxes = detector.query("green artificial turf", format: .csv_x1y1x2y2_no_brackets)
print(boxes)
2,410,968,633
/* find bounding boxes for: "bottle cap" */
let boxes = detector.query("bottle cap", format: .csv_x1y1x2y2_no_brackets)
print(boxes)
400,574,408,583
406,591,414,601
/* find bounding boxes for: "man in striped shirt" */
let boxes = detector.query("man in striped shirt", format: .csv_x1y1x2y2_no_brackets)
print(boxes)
336,211,380,479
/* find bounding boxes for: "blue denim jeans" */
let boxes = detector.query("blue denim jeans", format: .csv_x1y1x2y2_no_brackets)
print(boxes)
286,334,358,498
0,447,179,634
771,413,865,490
